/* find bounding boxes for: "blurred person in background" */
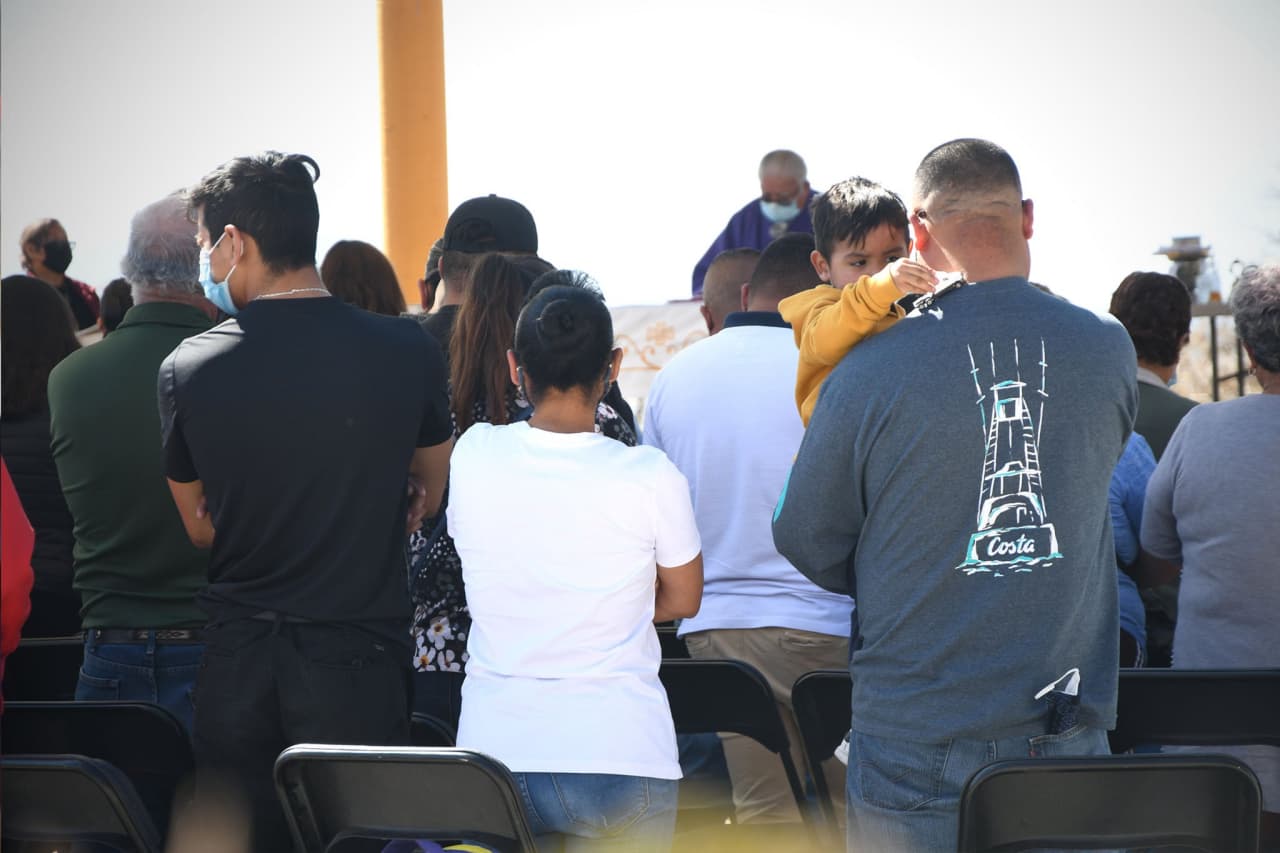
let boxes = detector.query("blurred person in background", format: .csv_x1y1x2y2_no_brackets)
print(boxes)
19,218,100,330
99,277,135,335
692,150,817,295
1,275,81,637
1108,271,1196,460
320,239,407,316
1139,262,1280,844
1109,270,1197,667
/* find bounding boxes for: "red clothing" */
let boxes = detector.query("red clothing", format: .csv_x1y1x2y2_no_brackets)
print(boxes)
2,456,37,709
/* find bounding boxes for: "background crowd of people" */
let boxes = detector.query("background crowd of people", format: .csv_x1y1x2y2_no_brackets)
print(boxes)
1,139,1277,852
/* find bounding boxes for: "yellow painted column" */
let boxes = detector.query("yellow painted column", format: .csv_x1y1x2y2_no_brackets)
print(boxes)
378,0,448,310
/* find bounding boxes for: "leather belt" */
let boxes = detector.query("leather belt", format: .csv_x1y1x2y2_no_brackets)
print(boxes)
92,628,205,643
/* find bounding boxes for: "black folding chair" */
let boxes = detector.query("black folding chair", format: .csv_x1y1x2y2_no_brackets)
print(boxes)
1109,668,1280,753
409,712,457,747
957,754,1261,852
2,754,163,853
274,744,537,853
1,700,195,837
1,635,84,700
655,622,690,659
658,659,814,825
790,668,851,826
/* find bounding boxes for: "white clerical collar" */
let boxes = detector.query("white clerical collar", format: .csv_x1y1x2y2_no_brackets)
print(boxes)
1135,366,1166,387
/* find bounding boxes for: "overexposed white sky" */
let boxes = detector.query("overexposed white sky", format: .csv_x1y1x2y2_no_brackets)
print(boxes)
3,0,1278,310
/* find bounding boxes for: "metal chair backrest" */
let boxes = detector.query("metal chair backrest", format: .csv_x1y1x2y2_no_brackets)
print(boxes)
2,754,163,853
659,658,814,824
274,744,538,853
957,754,1261,852
1109,668,1280,753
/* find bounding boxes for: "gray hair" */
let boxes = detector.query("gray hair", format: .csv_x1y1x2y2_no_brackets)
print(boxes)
120,193,201,297
758,149,806,182
1231,262,1280,373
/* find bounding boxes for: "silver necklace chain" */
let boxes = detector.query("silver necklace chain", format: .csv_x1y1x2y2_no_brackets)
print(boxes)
252,287,331,301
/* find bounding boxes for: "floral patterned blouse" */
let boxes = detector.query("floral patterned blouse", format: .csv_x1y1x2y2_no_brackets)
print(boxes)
409,391,637,673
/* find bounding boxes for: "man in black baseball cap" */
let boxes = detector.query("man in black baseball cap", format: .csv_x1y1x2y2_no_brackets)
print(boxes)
420,195,540,356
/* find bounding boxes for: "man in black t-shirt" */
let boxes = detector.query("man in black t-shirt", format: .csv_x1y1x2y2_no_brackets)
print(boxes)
160,151,452,850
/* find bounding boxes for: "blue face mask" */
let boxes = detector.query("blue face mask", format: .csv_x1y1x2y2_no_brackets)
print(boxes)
759,199,801,224
199,233,238,315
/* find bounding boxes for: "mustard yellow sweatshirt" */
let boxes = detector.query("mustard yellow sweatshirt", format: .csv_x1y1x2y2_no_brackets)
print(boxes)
777,271,906,426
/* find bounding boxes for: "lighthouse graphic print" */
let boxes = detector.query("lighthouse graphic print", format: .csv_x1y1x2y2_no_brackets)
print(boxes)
957,338,1062,576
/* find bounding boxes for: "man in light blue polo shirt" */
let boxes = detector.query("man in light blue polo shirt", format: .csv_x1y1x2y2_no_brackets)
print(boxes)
646,233,851,824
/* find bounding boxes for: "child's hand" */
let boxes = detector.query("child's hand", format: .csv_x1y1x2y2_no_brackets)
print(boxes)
887,258,937,296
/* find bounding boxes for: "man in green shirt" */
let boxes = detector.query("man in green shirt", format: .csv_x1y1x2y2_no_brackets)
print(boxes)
49,193,217,731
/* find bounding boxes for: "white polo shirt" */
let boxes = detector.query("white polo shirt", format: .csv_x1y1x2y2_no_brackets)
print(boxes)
451,421,700,779
644,312,854,639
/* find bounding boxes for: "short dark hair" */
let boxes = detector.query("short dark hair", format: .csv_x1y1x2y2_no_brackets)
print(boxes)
914,138,1022,203
1109,271,1192,366
749,233,817,303
187,151,321,275
320,240,406,316
100,278,134,334
1,275,80,415
515,285,615,403
812,177,910,261
424,237,445,285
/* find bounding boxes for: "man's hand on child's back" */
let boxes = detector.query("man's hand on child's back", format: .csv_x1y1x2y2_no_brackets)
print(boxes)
884,258,937,296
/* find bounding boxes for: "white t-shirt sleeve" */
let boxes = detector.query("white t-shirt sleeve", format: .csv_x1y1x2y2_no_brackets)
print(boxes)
653,455,701,567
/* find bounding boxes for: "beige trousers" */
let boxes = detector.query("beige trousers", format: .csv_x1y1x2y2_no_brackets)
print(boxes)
683,626,849,825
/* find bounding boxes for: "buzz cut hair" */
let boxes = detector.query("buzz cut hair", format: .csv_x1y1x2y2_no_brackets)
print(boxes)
759,150,807,182
811,177,910,262
913,138,1022,205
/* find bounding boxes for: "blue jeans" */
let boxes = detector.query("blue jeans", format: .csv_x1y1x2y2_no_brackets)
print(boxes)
75,631,203,733
514,772,677,852
846,724,1111,853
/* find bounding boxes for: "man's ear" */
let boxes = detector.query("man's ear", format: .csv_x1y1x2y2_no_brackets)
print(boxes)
740,282,750,311
1021,199,1035,240
699,303,715,334
418,277,437,313
506,349,520,386
910,214,931,254
810,249,830,283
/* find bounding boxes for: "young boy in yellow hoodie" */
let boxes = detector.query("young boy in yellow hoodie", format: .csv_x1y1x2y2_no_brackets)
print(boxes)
779,177,938,425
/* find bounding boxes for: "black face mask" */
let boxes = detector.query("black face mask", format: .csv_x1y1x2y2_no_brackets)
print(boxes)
42,240,73,274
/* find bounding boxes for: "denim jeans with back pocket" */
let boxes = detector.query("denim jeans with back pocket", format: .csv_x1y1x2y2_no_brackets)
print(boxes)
846,724,1111,853
76,631,204,733
514,771,677,852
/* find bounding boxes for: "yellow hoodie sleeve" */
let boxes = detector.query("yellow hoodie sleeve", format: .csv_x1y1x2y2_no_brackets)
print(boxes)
778,272,904,426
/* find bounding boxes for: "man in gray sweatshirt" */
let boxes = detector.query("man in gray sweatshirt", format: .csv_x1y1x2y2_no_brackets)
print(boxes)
772,139,1137,852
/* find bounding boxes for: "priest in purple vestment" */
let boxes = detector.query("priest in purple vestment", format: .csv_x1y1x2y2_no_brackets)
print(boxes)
691,150,817,295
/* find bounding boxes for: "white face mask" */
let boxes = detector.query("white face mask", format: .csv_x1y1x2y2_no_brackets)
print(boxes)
759,199,801,224
1167,368,1177,387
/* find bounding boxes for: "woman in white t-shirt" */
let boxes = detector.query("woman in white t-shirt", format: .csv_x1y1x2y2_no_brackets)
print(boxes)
450,283,703,851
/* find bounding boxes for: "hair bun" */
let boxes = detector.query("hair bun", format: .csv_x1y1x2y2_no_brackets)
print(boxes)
535,299,591,352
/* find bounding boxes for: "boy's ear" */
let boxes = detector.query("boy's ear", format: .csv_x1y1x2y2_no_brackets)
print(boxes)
809,249,830,283
740,282,750,311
